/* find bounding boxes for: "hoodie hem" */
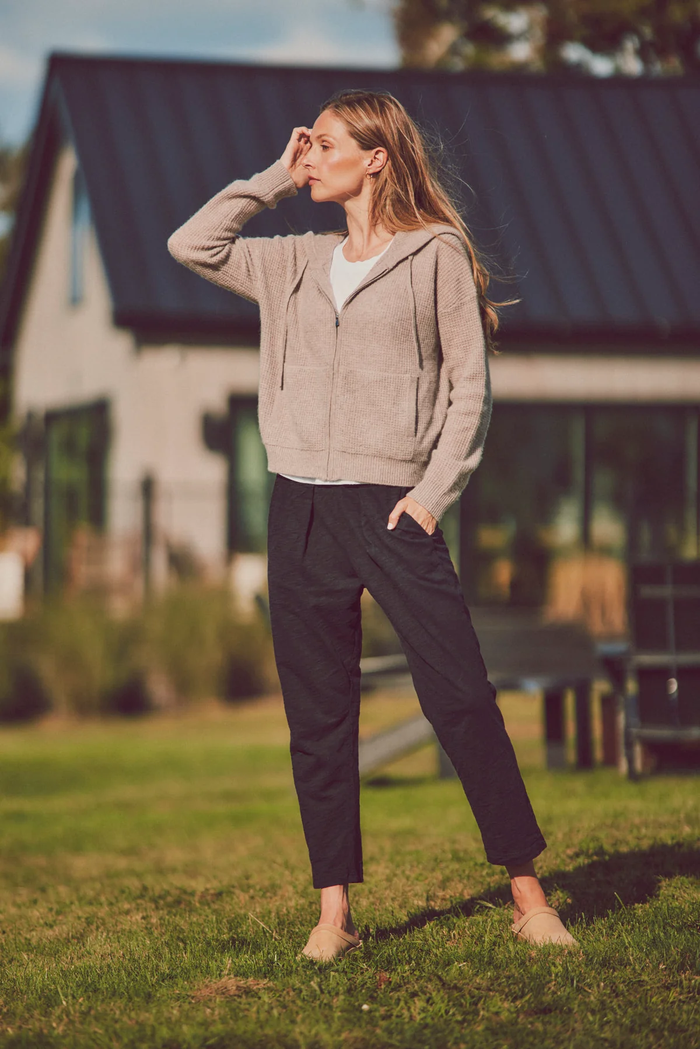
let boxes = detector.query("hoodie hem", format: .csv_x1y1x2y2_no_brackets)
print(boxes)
265,446,430,488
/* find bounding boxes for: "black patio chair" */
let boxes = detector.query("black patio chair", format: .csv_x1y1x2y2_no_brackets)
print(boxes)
625,561,700,777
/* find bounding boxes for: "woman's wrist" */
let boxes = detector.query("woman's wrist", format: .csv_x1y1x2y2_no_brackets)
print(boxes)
245,160,298,205
280,157,308,189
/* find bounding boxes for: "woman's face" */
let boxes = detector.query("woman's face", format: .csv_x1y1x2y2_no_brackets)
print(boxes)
303,110,381,204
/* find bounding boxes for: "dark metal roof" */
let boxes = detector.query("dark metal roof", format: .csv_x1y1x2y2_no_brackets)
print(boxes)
2,51,699,353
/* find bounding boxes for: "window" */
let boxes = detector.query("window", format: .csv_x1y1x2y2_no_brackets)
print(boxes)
230,399,274,554
70,165,90,305
203,397,275,555
464,406,583,606
589,410,692,561
462,404,699,633
43,400,110,591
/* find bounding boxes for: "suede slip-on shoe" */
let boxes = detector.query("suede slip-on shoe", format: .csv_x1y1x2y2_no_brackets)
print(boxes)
299,924,363,962
512,906,579,947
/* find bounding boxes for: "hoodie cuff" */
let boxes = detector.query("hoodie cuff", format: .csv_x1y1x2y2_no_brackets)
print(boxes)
248,159,299,207
405,471,469,523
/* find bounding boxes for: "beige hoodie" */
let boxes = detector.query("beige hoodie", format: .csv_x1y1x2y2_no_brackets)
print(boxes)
168,159,491,521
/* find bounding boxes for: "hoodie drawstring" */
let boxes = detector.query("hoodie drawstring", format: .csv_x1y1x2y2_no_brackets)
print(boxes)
280,261,308,390
408,255,423,438
408,255,423,372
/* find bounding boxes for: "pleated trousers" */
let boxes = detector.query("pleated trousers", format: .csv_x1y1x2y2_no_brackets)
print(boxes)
266,473,547,889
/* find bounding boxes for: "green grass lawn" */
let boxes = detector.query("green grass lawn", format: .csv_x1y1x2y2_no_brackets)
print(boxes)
0,690,698,1049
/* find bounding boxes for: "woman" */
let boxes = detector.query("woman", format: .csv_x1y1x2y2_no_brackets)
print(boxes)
168,89,577,960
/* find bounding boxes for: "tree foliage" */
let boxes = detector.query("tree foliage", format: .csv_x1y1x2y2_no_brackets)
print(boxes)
0,140,26,523
0,138,28,287
392,0,700,74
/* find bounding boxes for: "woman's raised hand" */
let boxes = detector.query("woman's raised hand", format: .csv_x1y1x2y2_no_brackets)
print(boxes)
280,127,312,188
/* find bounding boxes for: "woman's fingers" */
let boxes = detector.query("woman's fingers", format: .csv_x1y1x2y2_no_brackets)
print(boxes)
280,126,313,187
292,127,312,161
289,127,311,150
386,498,437,534
281,127,311,171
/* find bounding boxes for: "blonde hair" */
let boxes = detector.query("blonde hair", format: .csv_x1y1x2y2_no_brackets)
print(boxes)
320,88,517,353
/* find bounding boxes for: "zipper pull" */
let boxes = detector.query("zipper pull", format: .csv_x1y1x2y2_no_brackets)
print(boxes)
335,314,339,327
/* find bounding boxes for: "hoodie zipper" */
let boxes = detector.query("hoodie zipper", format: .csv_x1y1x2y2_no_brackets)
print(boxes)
324,310,340,475
279,262,308,390
323,261,395,474
316,248,420,474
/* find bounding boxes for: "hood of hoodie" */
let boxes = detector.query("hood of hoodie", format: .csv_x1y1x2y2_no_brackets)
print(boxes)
305,223,465,310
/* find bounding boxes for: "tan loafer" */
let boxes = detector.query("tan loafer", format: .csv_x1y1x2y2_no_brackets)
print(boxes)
299,923,363,962
512,905,578,947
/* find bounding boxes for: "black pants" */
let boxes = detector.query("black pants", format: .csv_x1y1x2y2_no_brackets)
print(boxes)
266,474,546,889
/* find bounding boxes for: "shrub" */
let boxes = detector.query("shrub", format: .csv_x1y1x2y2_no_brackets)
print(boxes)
0,626,52,722
221,616,275,702
141,584,276,704
27,597,121,717
0,584,278,720
102,672,153,716
140,585,229,702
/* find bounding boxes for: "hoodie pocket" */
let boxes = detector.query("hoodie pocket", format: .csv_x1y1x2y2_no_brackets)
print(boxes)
334,368,418,461
263,363,332,450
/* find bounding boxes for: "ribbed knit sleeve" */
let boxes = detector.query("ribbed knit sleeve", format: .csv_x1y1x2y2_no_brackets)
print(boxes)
405,237,492,522
167,160,299,304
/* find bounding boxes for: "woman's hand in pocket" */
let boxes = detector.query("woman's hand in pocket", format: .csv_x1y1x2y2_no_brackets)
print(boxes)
387,497,437,535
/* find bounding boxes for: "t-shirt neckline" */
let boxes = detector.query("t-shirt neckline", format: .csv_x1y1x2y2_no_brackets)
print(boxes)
337,235,394,265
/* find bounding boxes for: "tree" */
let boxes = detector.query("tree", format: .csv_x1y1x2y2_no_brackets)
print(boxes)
0,138,28,286
391,0,700,75
0,138,27,532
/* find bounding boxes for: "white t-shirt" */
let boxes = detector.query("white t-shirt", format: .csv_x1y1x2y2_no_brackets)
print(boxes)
280,235,394,486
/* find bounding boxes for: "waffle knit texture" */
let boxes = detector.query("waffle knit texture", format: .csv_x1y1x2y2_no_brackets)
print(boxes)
280,237,393,486
167,160,492,521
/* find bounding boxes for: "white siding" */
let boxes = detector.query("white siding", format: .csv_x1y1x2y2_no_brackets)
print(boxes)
12,144,260,568
491,351,700,403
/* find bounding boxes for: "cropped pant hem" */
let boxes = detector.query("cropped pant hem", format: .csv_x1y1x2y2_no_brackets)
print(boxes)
485,836,548,869
312,869,364,890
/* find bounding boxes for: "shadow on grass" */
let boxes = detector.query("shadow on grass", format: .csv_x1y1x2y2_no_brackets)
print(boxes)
369,842,700,943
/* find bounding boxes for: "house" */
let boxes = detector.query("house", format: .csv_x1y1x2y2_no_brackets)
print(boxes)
1,53,698,620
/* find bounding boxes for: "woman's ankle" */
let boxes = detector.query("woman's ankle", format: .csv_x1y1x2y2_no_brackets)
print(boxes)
506,861,548,919
318,883,356,933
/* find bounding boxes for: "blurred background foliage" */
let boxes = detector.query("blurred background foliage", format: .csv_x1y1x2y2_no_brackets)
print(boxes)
0,584,281,722
0,137,27,285
0,382,14,534
392,0,700,75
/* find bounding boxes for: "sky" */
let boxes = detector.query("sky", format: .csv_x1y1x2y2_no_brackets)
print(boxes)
0,0,400,146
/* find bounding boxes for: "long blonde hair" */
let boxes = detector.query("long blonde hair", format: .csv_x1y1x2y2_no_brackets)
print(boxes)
320,88,517,353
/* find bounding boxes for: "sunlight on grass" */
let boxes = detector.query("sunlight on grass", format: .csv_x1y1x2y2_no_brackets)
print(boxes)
0,690,698,1048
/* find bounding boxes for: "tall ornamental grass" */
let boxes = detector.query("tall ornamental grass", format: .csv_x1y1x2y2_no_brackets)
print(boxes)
0,584,278,721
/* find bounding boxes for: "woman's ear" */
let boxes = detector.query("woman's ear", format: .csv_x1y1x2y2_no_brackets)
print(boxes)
366,147,388,176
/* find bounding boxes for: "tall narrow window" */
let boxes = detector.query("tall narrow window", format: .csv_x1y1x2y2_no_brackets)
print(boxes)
43,400,110,592
230,397,274,554
70,165,90,305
